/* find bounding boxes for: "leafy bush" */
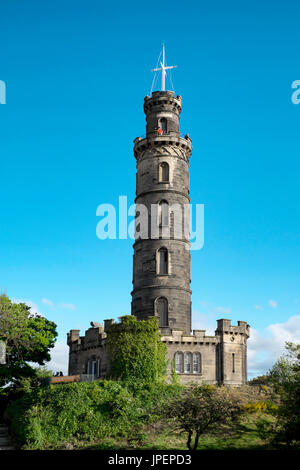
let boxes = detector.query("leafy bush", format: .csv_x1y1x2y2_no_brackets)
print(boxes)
7,380,137,448
107,315,167,388
268,342,300,446
6,379,181,449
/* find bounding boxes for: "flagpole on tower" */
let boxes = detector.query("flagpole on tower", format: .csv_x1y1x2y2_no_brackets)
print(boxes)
151,44,177,92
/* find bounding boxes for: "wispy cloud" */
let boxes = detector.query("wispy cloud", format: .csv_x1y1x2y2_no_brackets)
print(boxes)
58,303,76,310
255,305,262,310
40,299,76,311
193,301,233,335
214,306,232,315
268,299,278,308
192,311,217,335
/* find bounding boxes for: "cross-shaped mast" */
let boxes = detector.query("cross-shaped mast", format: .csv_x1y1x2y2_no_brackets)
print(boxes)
151,44,177,92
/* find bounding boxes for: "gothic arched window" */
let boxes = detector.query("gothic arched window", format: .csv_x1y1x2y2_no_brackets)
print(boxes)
160,118,167,134
174,352,184,373
193,352,201,373
184,352,192,373
159,162,169,182
158,200,169,226
157,247,168,274
156,297,168,327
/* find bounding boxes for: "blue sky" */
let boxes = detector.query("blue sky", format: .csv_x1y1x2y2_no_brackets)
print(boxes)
0,0,300,376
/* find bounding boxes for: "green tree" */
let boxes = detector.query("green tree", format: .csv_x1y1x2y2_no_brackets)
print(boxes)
164,384,244,450
268,341,300,446
106,315,167,387
0,294,57,390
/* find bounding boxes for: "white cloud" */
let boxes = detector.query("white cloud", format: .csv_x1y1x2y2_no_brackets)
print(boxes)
12,298,42,316
46,342,69,376
194,303,300,379
42,298,54,306
247,315,300,378
255,305,262,310
267,315,300,344
268,299,278,308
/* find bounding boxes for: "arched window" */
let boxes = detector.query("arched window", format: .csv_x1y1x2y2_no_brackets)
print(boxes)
160,118,167,134
174,352,184,373
157,247,168,274
159,162,169,182
158,200,169,226
156,297,168,327
184,352,192,373
232,353,235,373
193,352,201,373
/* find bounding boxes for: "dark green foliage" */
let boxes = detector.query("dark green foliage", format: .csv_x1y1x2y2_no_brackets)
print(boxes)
268,342,300,446
163,384,245,450
106,315,167,387
6,380,181,449
248,375,272,386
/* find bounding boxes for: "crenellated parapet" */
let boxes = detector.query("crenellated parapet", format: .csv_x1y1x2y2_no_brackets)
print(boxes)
144,91,182,119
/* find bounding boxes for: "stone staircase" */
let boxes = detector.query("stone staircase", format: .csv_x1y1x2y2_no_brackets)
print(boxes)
0,424,15,450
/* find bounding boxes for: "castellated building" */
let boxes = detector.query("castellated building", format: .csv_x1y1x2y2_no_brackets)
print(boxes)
68,89,250,386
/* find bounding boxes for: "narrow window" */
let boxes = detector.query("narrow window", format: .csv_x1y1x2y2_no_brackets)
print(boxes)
184,352,192,373
175,352,184,373
193,352,201,373
160,118,167,134
156,297,168,327
232,353,235,373
159,162,169,182
97,359,101,377
157,248,168,274
158,200,169,226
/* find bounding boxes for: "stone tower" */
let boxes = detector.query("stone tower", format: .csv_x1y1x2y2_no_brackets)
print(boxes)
131,90,192,334
67,53,250,385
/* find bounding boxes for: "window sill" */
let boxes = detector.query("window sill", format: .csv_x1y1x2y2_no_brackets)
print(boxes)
175,373,203,376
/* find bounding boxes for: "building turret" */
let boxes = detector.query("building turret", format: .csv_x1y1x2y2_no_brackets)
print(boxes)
216,319,250,385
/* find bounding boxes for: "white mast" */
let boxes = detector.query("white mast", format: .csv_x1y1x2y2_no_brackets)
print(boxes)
151,44,177,91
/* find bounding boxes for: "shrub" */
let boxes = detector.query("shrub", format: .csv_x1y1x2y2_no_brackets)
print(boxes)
107,316,167,388
6,379,181,449
7,380,141,449
244,401,278,414
163,384,245,450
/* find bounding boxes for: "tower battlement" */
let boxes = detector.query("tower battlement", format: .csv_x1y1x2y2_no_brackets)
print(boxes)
215,319,250,337
144,91,182,116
